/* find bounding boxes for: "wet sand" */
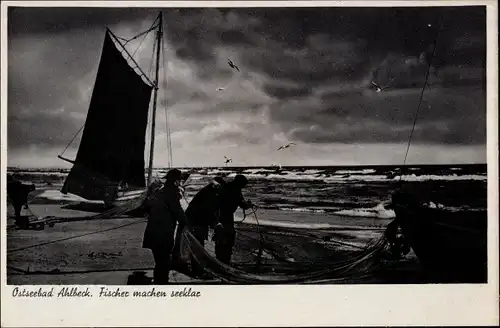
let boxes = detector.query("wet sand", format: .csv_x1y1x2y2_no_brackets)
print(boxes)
6,201,424,285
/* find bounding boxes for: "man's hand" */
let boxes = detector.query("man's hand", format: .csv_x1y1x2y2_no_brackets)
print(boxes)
246,200,258,210
244,199,255,209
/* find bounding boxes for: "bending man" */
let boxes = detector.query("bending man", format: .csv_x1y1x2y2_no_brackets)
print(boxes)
182,176,227,276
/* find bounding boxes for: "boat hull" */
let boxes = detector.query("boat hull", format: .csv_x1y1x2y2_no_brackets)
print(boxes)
26,188,148,220
392,197,487,283
113,188,147,206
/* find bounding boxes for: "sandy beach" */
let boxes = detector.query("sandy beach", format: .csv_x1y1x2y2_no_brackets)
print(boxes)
6,197,425,285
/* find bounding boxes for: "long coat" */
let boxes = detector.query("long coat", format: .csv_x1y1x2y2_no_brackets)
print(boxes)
142,184,187,250
185,179,225,227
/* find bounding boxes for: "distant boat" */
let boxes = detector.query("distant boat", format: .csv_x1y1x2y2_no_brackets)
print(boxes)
390,189,487,283
270,164,282,171
56,13,168,207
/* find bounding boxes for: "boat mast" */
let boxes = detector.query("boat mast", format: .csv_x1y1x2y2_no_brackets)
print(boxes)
147,12,163,186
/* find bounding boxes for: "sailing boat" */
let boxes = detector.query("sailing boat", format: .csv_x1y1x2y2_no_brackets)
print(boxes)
28,13,172,220
58,14,165,208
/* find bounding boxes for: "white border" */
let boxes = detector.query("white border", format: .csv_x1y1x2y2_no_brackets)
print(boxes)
1,1,498,327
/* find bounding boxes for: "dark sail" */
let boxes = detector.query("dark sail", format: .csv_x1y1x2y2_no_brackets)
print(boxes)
61,30,153,201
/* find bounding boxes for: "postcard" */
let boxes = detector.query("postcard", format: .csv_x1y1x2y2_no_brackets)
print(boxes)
1,0,498,326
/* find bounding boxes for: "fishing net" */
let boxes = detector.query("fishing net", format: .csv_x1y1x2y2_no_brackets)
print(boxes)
9,179,393,284
175,216,391,284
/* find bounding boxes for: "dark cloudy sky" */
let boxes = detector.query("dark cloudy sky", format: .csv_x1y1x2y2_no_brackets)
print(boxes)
7,4,487,168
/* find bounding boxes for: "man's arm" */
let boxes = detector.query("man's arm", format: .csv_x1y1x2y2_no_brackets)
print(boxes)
165,188,188,226
238,192,253,210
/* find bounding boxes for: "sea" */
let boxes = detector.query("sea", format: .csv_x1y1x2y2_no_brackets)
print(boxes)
7,164,488,223
6,164,488,283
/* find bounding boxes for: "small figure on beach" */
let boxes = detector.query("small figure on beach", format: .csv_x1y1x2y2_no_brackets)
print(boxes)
213,174,254,265
182,176,227,277
142,169,187,284
7,175,35,228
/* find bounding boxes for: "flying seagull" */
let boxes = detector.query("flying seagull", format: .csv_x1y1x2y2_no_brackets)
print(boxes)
228,58,240,72
371,81,385,92
216,87,225,92
277,142,296,151
224,156,233,165
371,78,395,93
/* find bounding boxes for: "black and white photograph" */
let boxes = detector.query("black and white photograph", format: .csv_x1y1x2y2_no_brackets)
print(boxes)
3,0,496,292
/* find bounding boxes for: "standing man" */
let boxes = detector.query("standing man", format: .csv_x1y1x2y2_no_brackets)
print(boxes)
7,175,35,228
214,174,253,265
142,169,187,284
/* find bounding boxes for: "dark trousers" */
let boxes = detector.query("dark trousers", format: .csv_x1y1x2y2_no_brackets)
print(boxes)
13,201,29,229
151,247,171,284
190,226,208,275
11,200,24,218
14,205,22,218
215,227,236,265
171,222,184,263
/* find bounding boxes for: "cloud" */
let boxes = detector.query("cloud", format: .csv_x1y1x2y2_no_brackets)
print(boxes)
6,6,487,167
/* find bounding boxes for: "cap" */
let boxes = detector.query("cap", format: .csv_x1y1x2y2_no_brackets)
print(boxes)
233,174,248,188
164,169,183,182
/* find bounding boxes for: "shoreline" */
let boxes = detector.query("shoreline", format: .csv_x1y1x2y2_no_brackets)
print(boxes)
6,204,417,285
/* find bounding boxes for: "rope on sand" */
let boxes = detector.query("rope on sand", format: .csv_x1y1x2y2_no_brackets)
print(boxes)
6,265,221,285
7,219,146,254
7,266,154,276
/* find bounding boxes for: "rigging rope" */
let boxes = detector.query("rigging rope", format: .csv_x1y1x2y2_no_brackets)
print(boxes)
60,125,84,157
144,36,158,173
130,29,151,59
60,21,160,159
400,19,444,177
161,31,173,168
126,15,160,59
121,19,160,46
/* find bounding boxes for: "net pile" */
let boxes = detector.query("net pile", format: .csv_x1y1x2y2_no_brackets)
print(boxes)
8,183,392,284
178,221,390,284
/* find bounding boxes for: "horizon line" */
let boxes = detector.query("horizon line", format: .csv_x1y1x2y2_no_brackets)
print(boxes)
6,162,488,171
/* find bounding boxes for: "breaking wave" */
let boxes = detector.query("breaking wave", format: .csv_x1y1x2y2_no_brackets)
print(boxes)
334,203,396,219
234,215,385,231
10,164,486,220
